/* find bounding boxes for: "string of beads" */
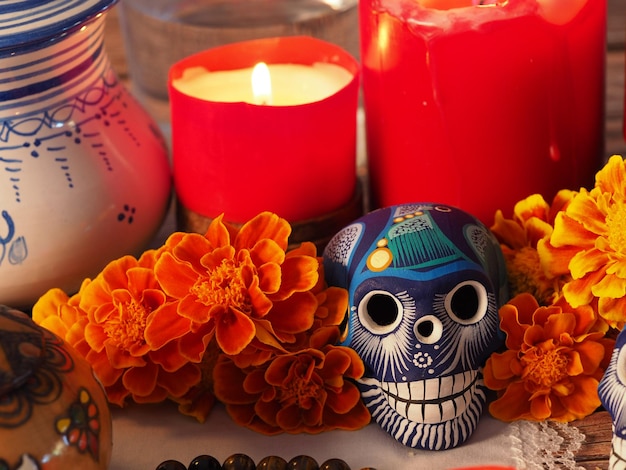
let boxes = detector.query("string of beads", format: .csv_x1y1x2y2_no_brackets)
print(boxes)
155,453,378,470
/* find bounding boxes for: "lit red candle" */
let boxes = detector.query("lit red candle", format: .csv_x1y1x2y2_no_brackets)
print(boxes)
169,36,360,224
360,0,606,223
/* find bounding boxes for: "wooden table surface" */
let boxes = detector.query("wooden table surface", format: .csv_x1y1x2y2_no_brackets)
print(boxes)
104,3,626,469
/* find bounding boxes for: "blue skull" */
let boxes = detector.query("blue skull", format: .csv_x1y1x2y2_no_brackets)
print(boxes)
599,328,626,469
323,203,508,450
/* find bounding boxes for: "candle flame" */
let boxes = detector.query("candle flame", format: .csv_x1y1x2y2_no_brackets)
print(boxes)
251,62,272,105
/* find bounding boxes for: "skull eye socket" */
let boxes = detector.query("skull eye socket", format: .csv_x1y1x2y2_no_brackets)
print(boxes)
358,290,403,335
445,281,488,325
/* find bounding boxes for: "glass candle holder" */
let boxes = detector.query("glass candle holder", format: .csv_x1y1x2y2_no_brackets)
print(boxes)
360,0,607,224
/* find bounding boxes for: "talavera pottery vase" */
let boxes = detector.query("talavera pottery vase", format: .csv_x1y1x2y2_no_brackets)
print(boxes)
0,0,172,307
0,305,112,469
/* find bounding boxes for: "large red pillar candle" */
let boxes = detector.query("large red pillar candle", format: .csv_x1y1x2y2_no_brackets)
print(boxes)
360,0,606,224
169,36,360,224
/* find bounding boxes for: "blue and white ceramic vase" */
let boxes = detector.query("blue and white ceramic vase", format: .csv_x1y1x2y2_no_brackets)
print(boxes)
0,0,172,307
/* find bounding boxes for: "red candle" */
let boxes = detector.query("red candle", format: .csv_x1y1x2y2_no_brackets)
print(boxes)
360,0,606,224
169,36,360,224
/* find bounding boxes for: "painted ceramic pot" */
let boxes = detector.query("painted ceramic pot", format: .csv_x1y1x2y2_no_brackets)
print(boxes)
0,0,172,308
0,305,112,469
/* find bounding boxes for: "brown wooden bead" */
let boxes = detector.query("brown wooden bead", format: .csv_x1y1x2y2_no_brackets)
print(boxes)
319,458,351,470
222,453,255,470
257,456,289,470
288,455,319,470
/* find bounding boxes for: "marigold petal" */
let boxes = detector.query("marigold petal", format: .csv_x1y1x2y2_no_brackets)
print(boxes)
537,238,579,278
322,399,370,431
273,256,319,299
563,270,606,307
573,340,605,374
562,349,584,377
86,350,123,387
488,381,532,421
562,190,608,238
325,382,362,414
144,302,193,349
105,342,147,368
550,210,598,249
557,376,601,420
103,380,131,407
213,358,256,404
315,287,349,326
254,400,282,429
101,255,139,289
32,288,70,321
257,262,282,293
592,272,626,299
215,309,256,355
524,217,553,248
250,239,286,267
287,241,318,258
204,214,232,247
529,394,552,421
490,210,527,250
148,340,189,372
84,323,107,352
598,296,626,327
499,294,536,349
542,312,576,339
595,155,626,196
569,248,610,280
177,325,215,362
484,350,520,386
264,292,317,335
157,363,202,398
154,252,201,299
122,364,158,398
236,212,291,252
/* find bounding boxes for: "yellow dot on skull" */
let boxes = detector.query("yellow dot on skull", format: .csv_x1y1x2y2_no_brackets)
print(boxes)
367,247,393,272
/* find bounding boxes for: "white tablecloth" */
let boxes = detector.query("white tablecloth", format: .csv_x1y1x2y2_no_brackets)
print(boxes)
109,401,585,470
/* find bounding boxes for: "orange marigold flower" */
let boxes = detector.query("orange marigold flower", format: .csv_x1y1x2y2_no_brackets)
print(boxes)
490,191,574,304
149,213,319,360
213,345,370,434
32,280,91,357
539,155,626,327
484,293,613,422
76,255,201,406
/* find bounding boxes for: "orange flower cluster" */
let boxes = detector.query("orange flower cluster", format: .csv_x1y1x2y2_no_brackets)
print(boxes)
484,156,626,422
483,294,612,422
33,212,370,433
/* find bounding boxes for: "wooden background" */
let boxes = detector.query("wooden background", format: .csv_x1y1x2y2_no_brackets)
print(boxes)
104,4,625,468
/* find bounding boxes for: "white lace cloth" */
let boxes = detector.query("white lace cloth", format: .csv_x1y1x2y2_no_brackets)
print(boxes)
509,420,586,470
108,403,589,469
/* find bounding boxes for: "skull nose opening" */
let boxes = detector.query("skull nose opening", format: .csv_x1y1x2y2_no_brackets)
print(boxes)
414,315,443,344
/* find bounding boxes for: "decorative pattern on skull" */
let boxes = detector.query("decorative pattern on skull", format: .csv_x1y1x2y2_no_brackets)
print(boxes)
323,203,508,450
599,328,626,470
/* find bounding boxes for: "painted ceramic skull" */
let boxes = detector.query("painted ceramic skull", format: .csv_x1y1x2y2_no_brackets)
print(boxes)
323,203,508,450
599,328,626,469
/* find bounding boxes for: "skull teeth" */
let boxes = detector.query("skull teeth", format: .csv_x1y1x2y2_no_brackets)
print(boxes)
380,371,478,424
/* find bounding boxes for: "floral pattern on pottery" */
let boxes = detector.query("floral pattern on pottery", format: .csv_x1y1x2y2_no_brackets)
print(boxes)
0,0,172,307
0,305,112,470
